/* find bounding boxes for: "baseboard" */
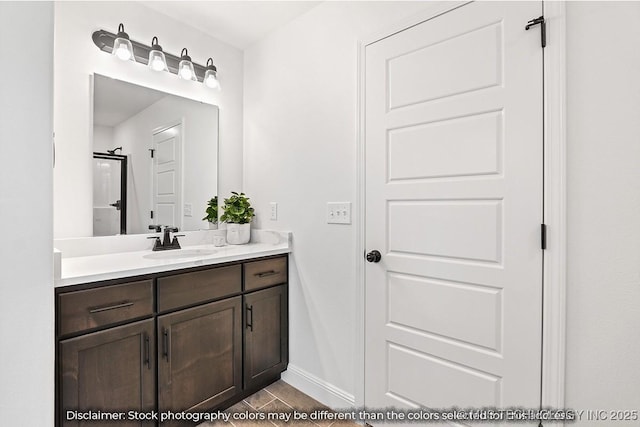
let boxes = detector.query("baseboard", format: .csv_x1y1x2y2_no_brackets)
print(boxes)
281,364,356,410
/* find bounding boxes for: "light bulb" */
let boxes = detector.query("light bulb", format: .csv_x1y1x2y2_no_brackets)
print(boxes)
150,57,165,71
179,66,193,80
204,73,219,89
178,48,197,81
112,24,134,62
148,37,168,72
115,45,132,61
203,58,220,90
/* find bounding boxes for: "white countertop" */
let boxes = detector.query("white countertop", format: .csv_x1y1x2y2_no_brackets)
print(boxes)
55,230,291,288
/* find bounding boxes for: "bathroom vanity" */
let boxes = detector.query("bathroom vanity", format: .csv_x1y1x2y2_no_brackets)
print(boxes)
54,232,290,426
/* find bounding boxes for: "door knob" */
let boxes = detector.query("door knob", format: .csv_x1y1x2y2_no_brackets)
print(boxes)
366,250,382,263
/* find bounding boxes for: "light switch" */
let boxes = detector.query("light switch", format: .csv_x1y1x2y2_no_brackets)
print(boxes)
184,203,192,217
269,202,278,221
327,202,351,224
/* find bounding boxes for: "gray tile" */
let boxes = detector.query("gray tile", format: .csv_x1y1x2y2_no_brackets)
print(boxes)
227,401,274,427
260,398,315,426
199,381,353,427
265,381,327,411
265,381,335,426
313,412,360,427
244,388,277,410
228,401,254,413
197,417,231,427
328,420,361,427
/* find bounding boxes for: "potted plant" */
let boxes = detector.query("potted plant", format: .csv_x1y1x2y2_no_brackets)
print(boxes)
220,192,255,244
202,196,218,229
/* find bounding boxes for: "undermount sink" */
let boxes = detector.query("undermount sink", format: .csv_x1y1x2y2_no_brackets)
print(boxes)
143,248,217,260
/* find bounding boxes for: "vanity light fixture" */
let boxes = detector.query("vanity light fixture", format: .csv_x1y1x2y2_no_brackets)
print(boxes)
112,23,134,61
203,58,220,90
148,37,168,72
178,48,197,81
92,25,221,89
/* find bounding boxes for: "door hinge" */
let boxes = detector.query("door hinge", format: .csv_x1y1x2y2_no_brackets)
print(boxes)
541,223,547,250
525,15,546,48
150,210,154,219
149,148,155,158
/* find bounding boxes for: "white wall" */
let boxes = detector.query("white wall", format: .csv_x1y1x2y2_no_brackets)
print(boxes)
54,1,243,238
93,124,114,152
565,2,640,421
244,1,433,405
245,0,640,412
0,2,54,425
112,95,218,233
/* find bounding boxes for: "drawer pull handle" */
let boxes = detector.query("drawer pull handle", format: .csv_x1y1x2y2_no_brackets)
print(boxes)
255,270,279,278
88,301,134,314
246,304,253,331
144,334,150,369
162,329,169,361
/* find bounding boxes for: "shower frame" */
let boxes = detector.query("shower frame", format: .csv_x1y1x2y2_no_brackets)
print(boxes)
93,152,128,235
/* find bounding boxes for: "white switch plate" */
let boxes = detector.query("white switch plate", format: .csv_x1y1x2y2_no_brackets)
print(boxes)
327,202,351,224
269,202,278,221
184,203,192,217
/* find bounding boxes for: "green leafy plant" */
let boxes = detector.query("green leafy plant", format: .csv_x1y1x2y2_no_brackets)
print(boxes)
202,196,218,223
220,192,255,224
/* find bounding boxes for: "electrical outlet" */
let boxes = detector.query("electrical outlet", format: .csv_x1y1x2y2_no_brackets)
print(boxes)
184,203,192,217
269,202,278,221
327,202,351,224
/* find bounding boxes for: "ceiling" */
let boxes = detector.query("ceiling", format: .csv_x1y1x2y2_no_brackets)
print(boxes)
93,76,167,127
140,1,322,50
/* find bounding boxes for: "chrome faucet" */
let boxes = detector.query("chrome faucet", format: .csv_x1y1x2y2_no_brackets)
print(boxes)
147,226,184,251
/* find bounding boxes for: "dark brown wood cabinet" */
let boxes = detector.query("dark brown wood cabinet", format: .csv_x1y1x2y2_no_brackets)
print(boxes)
56,254,288,426
158,297,242,419
244,257,287,292
244,285,288,390
58,279,153,336
60,319,155,426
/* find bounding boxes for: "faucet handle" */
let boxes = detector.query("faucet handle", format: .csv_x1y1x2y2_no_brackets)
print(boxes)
147,236,162,251
171,235,183,250
165,226,179,232
148,225,162,232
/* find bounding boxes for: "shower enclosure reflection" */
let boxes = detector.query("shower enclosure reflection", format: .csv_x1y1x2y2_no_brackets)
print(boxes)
92,153,127,235
92,74,219,236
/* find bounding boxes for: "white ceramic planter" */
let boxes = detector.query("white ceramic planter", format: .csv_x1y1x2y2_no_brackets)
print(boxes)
226,223,250,245
207,221,218,230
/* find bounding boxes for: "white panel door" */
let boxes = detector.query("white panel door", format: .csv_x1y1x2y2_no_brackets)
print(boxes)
152,124,182,229
364,1,543,421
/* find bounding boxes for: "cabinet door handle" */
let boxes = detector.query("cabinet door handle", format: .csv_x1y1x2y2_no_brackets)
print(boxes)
255,270,278,278
144,334,150,369
88,301,134,314
246,305,253,331
162,329,169,361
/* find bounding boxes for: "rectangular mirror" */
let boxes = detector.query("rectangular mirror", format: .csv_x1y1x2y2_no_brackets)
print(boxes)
92,75,218,236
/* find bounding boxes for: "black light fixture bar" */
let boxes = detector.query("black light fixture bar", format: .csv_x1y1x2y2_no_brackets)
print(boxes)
92,29,208,82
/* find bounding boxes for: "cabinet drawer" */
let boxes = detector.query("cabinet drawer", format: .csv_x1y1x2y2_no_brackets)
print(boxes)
58,280,153,336
244,257,287,292
157,264,242,312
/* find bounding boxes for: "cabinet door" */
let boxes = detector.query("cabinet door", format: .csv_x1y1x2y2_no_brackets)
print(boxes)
60,319,155,426
158,296,242,418
244,285,288,390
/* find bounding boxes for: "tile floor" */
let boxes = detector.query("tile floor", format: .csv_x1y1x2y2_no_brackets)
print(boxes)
199,381,359,427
